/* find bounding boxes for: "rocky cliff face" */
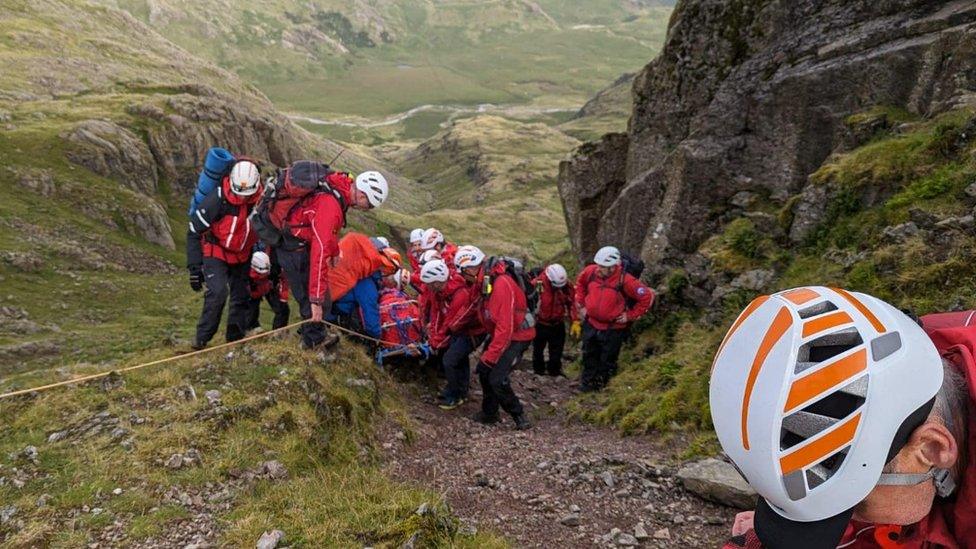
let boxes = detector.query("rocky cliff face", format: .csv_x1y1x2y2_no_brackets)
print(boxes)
559,0,976,280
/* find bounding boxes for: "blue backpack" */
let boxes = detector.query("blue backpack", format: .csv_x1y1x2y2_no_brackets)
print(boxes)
188,147,236,217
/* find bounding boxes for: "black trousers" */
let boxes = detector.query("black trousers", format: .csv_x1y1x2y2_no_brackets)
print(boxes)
532,322,566,376
196,258,250,345
477,340,530,419
276,248,329,348
443,334,485,400
580,322,627,389
246,288,290,331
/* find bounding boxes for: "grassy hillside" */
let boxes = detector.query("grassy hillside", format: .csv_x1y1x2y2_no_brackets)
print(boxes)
559,72,635,141
573,107,976,454
96,0,672,122
0,340,505,547
377,115,580,262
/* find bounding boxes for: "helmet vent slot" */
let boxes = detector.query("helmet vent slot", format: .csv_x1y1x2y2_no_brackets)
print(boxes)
806,445,851,487
796,328,862,367
798,301,838,319
781,410,839,450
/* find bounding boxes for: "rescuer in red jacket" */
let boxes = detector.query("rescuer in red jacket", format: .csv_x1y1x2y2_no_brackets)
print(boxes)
455,245,534,430
532,264,575,377
573,246,653,392
276,169,389,350
422,259,486,410
187,160,262,348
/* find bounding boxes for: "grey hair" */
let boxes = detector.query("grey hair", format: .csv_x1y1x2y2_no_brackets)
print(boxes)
882,360,968,475
932,359,969,456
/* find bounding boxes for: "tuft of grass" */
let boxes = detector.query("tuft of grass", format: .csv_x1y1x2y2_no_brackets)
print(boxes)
0,341,506,547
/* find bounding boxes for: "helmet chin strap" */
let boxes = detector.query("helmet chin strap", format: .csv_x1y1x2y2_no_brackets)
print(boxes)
876,467,957,498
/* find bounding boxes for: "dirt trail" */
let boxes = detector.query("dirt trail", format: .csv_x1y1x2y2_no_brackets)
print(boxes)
380,368,737,548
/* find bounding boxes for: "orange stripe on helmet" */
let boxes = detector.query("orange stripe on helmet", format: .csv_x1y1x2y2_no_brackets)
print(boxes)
783,348,867,413
832,288,886,333
711,295,770,373
782,288,820,305
780,411,861,475
801,311,854,338
741,306,793,451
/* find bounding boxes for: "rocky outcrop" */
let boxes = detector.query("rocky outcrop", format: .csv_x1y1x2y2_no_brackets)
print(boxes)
64,120,158,195
559,0,976,272
677,458,757,510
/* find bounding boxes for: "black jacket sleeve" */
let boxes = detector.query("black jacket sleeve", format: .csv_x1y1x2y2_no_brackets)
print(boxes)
186,189,226,270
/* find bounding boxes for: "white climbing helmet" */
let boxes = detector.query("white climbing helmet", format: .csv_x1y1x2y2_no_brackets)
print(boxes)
250,251,271,274
420,259,450,284
420,249,442,264
229,160,260,196
355,171,389,208
545,264,568,288
710,286,943,537
594,246,621,267
409,228,424,244
454,245,485,270
375,236,390,248
421,228,445,250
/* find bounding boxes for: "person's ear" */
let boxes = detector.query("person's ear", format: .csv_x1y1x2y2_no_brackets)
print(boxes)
908,420,958,470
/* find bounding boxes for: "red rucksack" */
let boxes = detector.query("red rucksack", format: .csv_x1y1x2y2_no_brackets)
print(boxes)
379,289,424,348
252,161,348,249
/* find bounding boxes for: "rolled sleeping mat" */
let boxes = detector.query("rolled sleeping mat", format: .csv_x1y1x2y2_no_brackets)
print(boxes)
188,147,236,216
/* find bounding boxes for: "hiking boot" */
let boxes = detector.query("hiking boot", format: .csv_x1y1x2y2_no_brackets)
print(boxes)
301,332,340,351
512,413,532,430
579,384,601,394
438,397,466,411
472,411,500,425
190,339,206,351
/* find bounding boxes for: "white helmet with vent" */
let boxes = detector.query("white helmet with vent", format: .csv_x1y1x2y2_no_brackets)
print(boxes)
709,286,942,541
229,160,260,196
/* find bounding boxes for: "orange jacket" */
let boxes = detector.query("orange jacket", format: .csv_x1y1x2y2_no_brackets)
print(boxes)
327,233,398,302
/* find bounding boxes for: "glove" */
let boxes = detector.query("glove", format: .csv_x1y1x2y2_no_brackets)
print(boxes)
570,321,582,339
189,267,203,292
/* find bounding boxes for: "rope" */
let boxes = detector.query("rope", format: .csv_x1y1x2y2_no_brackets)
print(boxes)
0,318,404,401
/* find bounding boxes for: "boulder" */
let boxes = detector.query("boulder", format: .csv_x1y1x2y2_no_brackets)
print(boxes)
677,458,757,509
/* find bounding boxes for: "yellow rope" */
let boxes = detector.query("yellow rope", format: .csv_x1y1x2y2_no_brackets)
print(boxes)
0,318,398,400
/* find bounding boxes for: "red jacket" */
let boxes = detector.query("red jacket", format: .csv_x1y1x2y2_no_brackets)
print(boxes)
725,315,976,549
248,269,290,301
574,264,653,330
188,177,261,266
439,242,458,271
533,275,576,325
426,274,472,350
283,173,352,304
478,263,535,366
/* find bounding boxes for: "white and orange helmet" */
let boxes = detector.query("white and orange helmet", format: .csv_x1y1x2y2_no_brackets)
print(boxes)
710,287,942,535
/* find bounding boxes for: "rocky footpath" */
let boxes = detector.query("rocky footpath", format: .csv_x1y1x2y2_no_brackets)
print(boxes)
559,0,976,279
381,368,743,548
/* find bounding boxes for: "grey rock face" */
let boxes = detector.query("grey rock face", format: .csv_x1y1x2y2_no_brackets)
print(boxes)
559,0,976,274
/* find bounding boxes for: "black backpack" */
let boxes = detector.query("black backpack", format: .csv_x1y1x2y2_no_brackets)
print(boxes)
620,252,645,281
250,161,346,250
485,256,539,328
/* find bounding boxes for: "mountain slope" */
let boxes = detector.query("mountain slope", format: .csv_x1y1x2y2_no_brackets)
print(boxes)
381,115,580,261
95,0,674,120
